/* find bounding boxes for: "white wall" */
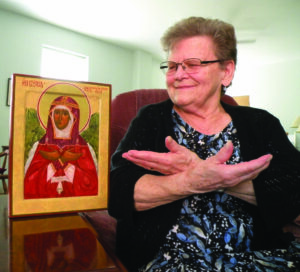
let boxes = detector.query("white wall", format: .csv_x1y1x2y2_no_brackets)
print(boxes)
227,43,300,135
132,50,165,90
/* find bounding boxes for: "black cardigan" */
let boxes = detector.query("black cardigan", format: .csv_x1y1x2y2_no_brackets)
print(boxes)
109,99,300,271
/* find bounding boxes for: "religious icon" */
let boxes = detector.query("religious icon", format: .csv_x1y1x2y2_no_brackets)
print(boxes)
24,92,98,198
9,74,110,217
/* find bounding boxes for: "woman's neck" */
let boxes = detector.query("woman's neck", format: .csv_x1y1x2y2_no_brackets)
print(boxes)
173,103,232,135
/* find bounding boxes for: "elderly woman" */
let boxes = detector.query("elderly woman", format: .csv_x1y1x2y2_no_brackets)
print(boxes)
109,17,300,271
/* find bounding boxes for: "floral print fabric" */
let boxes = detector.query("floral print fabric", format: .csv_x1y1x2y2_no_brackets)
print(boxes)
139,110,300,272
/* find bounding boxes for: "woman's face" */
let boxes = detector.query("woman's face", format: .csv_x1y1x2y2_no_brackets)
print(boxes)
166,36,234,112
53,108,70,130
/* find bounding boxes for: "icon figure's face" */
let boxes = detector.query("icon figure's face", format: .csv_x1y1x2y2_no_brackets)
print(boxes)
53,109,70,130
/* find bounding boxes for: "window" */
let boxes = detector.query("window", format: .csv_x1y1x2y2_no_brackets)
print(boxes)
41,45,89,81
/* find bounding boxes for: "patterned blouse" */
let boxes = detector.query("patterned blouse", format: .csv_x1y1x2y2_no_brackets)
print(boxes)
139,109,300,272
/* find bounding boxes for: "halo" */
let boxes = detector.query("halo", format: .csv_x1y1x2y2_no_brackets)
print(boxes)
37,82,91,133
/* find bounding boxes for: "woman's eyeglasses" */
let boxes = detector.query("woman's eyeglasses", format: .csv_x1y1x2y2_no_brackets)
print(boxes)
160,58,223,75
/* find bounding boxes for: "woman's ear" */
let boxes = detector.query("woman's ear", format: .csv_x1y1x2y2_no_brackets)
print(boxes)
221,60,235,87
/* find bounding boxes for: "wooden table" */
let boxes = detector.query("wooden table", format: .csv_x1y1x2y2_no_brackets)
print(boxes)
0,195,128,272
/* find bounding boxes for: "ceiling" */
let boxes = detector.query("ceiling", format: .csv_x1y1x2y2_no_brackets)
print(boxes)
1,0,300,61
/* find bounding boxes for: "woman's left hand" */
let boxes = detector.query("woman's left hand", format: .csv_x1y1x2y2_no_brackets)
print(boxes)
122,136,194,175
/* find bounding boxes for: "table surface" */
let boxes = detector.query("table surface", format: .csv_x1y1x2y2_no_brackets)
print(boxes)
0,195,128,272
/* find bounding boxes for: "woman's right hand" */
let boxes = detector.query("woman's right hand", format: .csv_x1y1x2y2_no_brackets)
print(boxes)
123,136,197,175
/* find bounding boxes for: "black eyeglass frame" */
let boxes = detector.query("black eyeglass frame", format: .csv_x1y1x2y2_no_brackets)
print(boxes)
159,58,225,74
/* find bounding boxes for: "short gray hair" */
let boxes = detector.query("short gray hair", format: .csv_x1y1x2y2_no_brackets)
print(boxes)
161,16,237,65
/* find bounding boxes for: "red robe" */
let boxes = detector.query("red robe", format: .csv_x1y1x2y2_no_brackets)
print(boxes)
24,143,98,198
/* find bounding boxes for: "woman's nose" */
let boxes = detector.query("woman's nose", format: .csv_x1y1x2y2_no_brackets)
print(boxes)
174,64,187,79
